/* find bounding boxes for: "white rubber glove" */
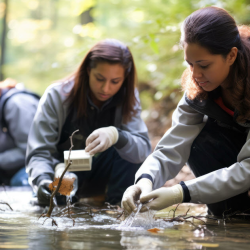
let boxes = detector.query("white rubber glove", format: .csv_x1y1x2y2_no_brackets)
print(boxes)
121,178,153,214
140,184,183,212
85,126,119,155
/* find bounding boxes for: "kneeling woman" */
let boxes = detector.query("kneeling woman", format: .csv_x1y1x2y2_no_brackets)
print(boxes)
122,7,250,216
26,39,151,205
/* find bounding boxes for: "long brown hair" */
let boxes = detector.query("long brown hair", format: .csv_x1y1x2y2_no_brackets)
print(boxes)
180,7,250,123
64,39,137,124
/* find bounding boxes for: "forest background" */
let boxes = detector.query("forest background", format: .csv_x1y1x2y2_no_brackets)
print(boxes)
1,0,250,153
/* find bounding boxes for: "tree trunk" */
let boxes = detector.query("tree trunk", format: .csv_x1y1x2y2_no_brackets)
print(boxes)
0,0,8,81
50,0,58,29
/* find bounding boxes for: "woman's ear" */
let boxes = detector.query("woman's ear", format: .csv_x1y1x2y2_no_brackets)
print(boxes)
227,47,238,66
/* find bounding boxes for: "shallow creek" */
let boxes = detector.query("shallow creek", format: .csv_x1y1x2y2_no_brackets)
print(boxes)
1,187,250,250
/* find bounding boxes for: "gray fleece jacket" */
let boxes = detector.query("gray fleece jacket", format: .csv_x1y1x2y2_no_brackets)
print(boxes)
26,81,151,189
0,88,39,171
135,94,250,204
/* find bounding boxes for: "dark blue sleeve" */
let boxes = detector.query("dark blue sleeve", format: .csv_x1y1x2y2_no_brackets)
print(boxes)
180,181,191,202
135,174,153,184
115,129,128,149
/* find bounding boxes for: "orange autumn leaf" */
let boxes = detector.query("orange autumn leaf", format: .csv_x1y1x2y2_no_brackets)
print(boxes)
49,177,76,196
147,228,160,233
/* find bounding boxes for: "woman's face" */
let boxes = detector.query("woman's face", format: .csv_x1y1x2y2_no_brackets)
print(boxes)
88,62,125,107
184,42,237,91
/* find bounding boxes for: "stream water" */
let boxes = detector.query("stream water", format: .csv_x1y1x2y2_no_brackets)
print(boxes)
1,187,250,250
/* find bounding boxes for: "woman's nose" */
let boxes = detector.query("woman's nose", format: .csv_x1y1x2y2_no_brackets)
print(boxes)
102,81,110,92
191,65,203,79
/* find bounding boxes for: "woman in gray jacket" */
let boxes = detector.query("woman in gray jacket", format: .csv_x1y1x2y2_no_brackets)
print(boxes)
26,39,151,206
122,7,250,216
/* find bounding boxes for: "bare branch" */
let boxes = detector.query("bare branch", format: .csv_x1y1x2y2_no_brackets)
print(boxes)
39,129,79,225
0,202,13,211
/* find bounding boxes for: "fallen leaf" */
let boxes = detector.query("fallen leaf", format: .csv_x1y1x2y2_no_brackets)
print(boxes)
49,177,75,196
147,228,161,233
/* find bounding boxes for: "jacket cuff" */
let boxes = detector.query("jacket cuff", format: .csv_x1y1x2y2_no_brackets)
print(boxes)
135,174,154,184
35,174,53,187
114,129,128,149
180,181,191,202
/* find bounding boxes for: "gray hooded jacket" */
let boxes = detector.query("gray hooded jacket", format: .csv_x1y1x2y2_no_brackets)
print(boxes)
26,81,151,189
0,88,39,171
135,94,250,204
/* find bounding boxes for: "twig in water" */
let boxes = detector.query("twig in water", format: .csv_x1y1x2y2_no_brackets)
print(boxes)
38,129,79,226
163,204,217,235
168,203,180,218
222,207,250,222
66,197,75,226
0,202,13,211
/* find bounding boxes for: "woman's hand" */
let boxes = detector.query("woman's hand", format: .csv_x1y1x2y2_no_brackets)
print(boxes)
37,180,53,206
0,78,17,96
121,178,153,214
140,184,183,212
85,126,119,155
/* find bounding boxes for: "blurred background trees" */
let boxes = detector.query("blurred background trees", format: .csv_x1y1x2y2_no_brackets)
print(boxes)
1,0,250,140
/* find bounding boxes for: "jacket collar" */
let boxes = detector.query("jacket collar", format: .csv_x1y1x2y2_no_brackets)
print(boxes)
182,68,250,129
185,93,250,131
87,86,124,111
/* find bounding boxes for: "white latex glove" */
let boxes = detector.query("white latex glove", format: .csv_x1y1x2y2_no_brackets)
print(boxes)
121,178,153,214
85,126,119,155
140,184,183,212
55,163,67,178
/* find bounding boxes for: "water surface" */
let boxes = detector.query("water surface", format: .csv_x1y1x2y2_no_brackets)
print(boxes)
1,187,250,250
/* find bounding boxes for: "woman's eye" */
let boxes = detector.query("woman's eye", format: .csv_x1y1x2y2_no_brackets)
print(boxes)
96,77,104,81
200,65,209,69
112,81,119,84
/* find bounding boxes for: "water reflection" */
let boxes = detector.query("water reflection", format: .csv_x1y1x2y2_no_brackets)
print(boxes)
1,187,250,249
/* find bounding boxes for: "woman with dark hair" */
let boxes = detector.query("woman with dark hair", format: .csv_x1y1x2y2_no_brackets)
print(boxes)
26,39,151,206
122,6,250,216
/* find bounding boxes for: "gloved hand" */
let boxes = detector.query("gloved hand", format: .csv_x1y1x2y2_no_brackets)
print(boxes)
55,163,78,197
121,178,153,214
140,184,184,212
37,180,53,206
85,126,119,155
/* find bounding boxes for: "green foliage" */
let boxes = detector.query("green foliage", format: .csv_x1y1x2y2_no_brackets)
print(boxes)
1,0,250,108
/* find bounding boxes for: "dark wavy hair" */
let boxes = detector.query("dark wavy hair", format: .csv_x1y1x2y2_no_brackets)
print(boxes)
63,39,137,124
180,6,250,123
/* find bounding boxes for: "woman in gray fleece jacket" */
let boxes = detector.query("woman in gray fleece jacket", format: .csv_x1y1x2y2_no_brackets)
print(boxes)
26,39,151,206
122,7,250,216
